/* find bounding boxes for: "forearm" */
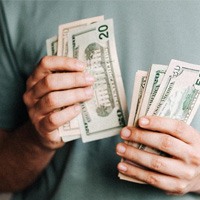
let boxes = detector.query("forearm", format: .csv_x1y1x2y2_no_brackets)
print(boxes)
0,121,55,192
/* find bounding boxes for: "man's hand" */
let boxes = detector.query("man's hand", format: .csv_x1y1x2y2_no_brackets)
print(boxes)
0,56,95,192
116,116,200,195
23,56,95,149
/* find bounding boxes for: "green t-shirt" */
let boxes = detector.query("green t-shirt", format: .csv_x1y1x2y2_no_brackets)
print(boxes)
0,1,200,200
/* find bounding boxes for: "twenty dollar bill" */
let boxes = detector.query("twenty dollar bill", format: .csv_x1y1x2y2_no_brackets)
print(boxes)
57,16,104,142
68,19,128,142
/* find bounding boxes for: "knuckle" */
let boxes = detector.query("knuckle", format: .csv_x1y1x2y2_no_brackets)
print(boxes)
43,74,55,90
132,128,142,143
145,174,159,185
48,113,58,127
23,92,29,105
44,93,57,108
40,56,50,68
151,157,165,171
174,120,185,135
127,147,136,161
174,182,187,195
189,150,200,166
23,91,35,107
184,169,196,180
160,136,173,150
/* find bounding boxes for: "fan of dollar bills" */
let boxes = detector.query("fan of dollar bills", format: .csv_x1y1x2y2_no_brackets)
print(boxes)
46,16,128,143
119,60,200,183
46,16,200,150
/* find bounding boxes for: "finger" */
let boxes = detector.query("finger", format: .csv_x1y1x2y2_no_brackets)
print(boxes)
120,127,191,160
116,143,194,179
29,72,95,99
38,104,81,134
138,116,199,144
26,56,86,89
35,87,93,114
117,162,189,195
37,128,66,149
40,129,63,144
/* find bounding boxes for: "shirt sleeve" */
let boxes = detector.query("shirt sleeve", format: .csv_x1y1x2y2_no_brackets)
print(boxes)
0,2,28,130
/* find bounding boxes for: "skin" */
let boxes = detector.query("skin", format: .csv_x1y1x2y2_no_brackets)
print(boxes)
116,116,200,195
0,56,94,192
1,55,199,195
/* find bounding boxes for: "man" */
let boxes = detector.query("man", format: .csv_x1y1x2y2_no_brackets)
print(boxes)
0,1,200,200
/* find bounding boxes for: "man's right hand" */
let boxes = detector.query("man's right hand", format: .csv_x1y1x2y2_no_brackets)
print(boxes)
23,56,95,150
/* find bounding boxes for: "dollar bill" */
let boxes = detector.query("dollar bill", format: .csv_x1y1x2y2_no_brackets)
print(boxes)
57,16,104,56
138,65,167,118
67,19,128,142
118,70,147,183
61,134,81,143
46,35,58,56
128,70,148,127
138,59,200,157
119,65,167,183
120,60,200,184
137,65,167,151
57,16,104,142
148,59,200,123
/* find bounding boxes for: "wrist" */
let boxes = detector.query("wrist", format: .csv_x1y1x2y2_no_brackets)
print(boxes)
24,121,64,152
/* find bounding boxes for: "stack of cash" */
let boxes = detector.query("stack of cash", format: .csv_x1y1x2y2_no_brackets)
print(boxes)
46,17,200,180
119,59,200,183
46,16,128,143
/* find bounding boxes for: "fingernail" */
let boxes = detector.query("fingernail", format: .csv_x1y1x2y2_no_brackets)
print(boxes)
121,128,131,138
76,60,86,69
117,144,126,154
74,104,81,112
139,117,149,126
85,73,95,83
85,87,94,97
118,163,127,172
